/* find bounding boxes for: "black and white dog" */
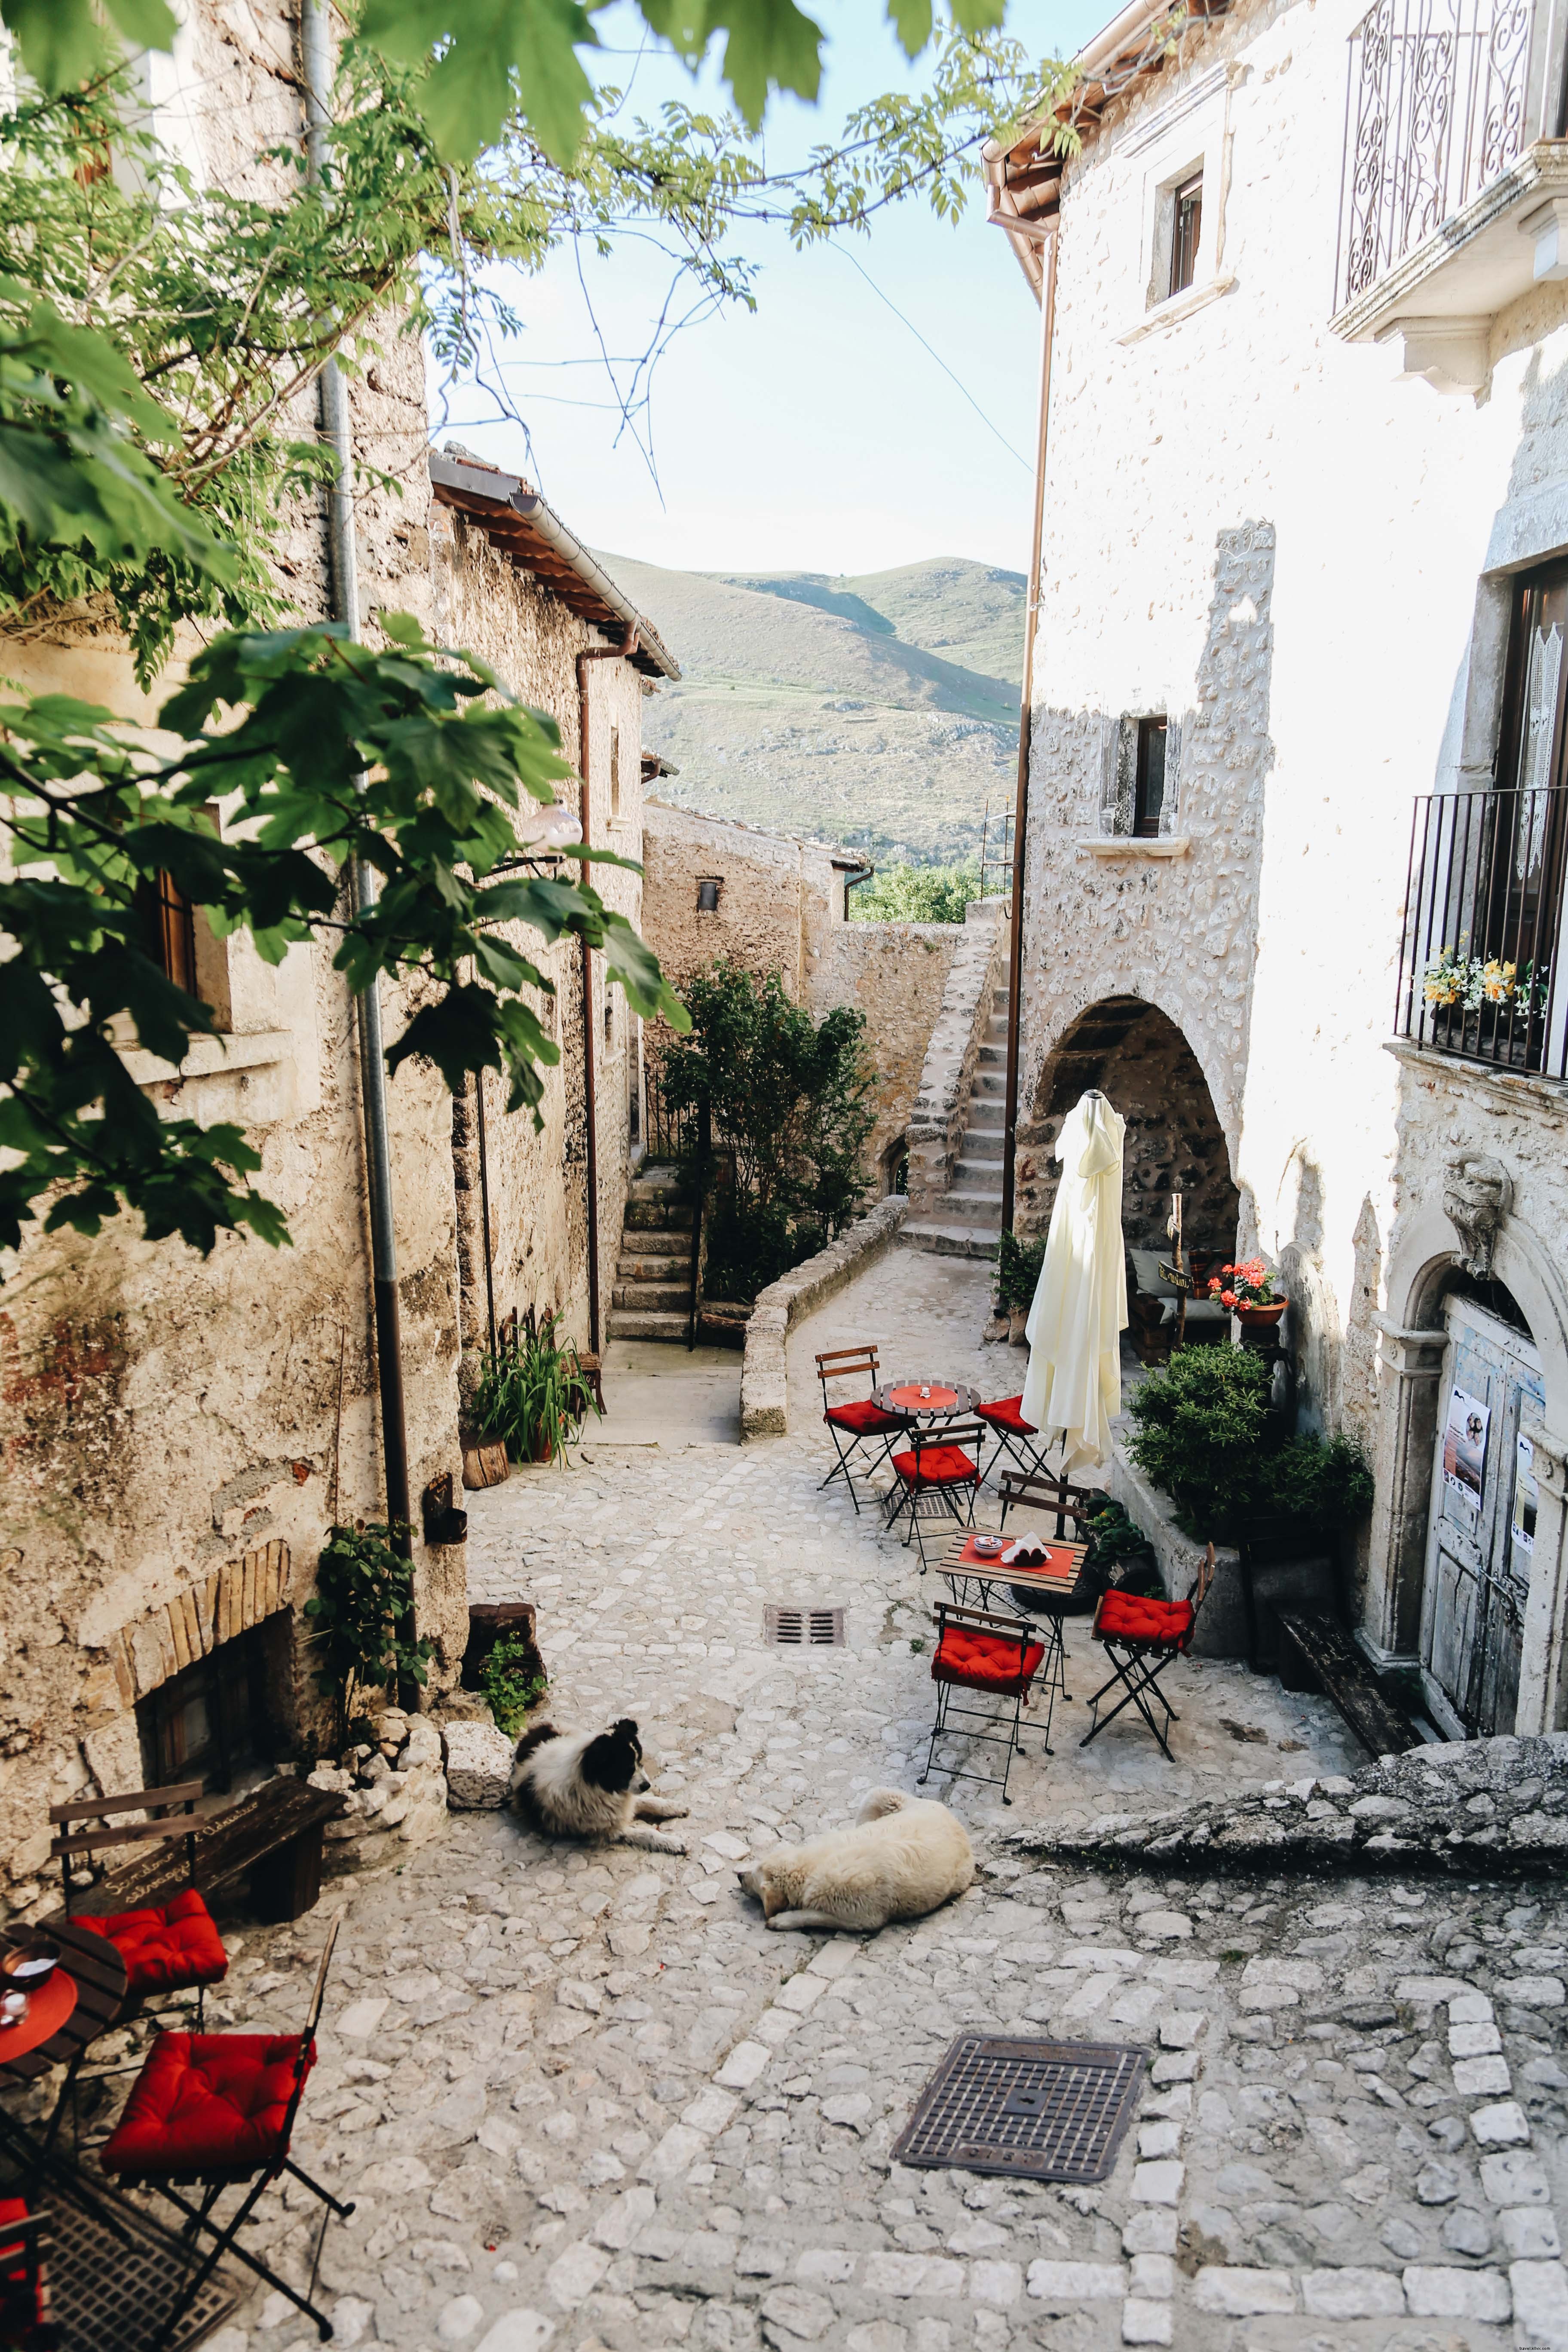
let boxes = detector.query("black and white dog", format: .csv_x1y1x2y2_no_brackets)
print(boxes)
508,1718,689,1853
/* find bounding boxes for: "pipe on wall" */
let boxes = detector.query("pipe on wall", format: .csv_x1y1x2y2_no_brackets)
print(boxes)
1001,227,1060,1239
575,625,637,1357
302,0,413,1552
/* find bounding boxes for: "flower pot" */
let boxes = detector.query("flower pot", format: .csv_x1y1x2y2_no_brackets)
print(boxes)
462,1439,510,1490
1237,1300,1287,1332
526,1426,555,1465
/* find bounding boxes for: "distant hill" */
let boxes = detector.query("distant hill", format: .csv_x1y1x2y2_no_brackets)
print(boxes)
598,553,1026,865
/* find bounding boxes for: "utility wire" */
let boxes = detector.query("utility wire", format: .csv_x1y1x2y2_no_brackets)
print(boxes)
828,242,1033,473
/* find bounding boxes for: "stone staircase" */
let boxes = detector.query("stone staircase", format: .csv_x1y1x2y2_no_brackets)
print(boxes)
902,987,1008,1259
608,1165,692,1341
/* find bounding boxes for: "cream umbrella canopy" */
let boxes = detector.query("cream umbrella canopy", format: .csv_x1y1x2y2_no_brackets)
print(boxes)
1019,1091,1129,1473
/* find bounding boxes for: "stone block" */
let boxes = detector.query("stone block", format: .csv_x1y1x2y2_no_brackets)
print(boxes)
441,1720,515,1808
760,2287,836,2343
1150,2052,1199,2085
1192,2268,1295,2316
474,2318,555,2352
1403,2266,1513,2321
1470,2100,1531,2147
1025,2262,1125,2304
1121,2300,1173,2344
1137,2122,1181,2161
543,2241,609,2309
1300,2269,1406,2318
1158,2013,1206,2049
1130,2162,1183,2205
1510,2260,1568,2349
1479,2150,1550,2205
1452,2054,1512,2097
1501,2209,1562,2260
1448,2021,1502,2058
969,2262,1021,2304
715,2040,771,2089
1127,2254,1175,2298
1449,1990,1494,2024
1497,1974,1565,2008
1122,2211,1178,2257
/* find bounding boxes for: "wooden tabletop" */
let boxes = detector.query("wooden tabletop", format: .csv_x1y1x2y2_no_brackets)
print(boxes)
0,1921,128,2080
935,1527,1087,1602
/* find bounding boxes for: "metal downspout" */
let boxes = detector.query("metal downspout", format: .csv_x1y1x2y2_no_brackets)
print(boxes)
574,627,637,1357
302,0,413,1555
1001,229,1060,1239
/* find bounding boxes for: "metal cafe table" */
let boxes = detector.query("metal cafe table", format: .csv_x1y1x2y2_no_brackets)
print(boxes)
0,1923,128,2187
933,1525,1087,1751
871,1379,975,1425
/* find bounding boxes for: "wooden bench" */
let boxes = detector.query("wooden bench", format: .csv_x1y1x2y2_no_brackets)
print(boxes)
1277,1609,1422,1759
52,1777,345,1929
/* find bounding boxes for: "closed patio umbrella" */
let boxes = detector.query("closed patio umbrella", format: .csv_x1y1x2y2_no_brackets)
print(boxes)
1020,1090,1129,1472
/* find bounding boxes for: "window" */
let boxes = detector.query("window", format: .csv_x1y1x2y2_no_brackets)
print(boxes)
1169,172,1203,297
137,869,199,995
1134,717,1168,837
609,724,621,820
136,1620,286,1793
696,877,721,913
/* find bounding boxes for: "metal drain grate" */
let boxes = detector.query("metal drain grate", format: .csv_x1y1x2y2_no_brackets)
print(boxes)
16,2165,239,2351
891,2036,1147,2183
764,1604,845,1647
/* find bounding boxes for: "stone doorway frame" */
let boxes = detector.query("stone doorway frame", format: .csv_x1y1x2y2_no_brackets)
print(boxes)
1369,1203,1568,1734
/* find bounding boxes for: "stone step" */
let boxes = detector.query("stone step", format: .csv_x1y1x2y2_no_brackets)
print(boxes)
611,1279,690,1311
966,1101,1005,1131
607,1308,690,1340
623,1201,694,1231
616,1255,693,1284
616,1229,690,1258
977,1044,1005,1068
985,1014,1010,1041
971,1072,1006,1098
946,1192,1003,1228
961,1131,1005,1161
897,1221,1001,1261
993,989,1010,1010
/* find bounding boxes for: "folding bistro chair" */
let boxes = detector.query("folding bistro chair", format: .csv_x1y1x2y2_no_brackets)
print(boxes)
814,1345,903,1514
49,1783,228,2030
974,1393,1051,1486
885,1421,984,1570
997,1467,1101,1541
918,1602,1047,1805
1080,1544,1216,1760
0,2201,56,2349
100,1914,352,2348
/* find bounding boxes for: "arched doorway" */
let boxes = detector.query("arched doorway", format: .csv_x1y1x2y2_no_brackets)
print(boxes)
1023,996,1239,1259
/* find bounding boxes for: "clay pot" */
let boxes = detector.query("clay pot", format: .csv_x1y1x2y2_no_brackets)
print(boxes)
461,1439,510,1490
1237,1300,1287,1332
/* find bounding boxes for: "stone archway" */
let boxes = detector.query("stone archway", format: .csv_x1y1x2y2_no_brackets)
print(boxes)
1017,995,1239,1257
1372,1197,1568,1734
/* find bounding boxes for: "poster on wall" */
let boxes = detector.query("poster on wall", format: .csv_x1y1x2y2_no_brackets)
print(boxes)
1442,1386,1490,1514
1513,1434,1538,1556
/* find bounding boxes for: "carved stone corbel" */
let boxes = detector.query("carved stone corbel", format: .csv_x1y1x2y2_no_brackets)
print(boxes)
1443,1155,1512,1280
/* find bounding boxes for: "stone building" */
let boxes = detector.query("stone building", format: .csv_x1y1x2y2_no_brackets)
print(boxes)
0,4,671,1914
984,0,1568,1738
640,800,964,1191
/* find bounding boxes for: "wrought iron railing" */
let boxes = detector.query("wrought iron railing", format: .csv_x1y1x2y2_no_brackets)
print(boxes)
978,800,1014,899
1396,785,1568,1078
643,1063,695,1162
1335,0,1549,312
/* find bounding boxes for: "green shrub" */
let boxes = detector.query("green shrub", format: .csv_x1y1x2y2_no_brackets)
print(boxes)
847,862,981,925
304,1521,433,1752
1127,1346,1374,1541
480,1632,548,1739
995,1229,1045,1314
471,1306,602,1462
702,1196,815,1304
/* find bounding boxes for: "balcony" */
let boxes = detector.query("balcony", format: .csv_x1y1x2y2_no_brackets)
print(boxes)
1332,0,1568,389
1396,786,1568,1080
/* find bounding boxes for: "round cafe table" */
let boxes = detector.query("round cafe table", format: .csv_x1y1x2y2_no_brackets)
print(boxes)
0,1919,129,2191
872,1380,974,1425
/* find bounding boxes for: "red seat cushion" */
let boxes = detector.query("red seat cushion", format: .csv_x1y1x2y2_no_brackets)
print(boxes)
933,1626,1046,1695
101,2031,310,2180
891,1444,978,1485
0,2197,43,2319
977,1394,1038,1436
77,1887,228,1997
824,1399,903,1435
1095,1590,1195,1646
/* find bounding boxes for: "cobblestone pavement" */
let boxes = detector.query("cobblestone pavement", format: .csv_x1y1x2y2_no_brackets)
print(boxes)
107,1256,1566,2352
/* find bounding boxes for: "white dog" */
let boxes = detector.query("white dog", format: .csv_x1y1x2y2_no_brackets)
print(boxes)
508,1718,689,1854
736,1788,974,1932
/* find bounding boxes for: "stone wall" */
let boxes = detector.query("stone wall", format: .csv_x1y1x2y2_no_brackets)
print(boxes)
640,802,961,1188
1010,0,1568,1731
906,898,1011,1221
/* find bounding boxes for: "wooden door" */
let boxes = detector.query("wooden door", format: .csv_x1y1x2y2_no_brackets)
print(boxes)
1419,1296,1544,1739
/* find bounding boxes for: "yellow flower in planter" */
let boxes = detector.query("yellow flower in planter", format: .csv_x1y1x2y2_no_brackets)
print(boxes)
1481,959,1517,1002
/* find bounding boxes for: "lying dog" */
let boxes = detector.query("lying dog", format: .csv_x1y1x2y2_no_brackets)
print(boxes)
736,1788,973,1932
508,1718,689,1853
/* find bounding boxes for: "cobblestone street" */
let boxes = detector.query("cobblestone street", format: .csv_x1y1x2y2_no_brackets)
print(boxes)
180,1254,1564,2352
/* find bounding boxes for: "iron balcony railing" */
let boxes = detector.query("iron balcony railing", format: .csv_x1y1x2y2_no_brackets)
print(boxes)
1396,784,1568,1078
1334,0,1561,312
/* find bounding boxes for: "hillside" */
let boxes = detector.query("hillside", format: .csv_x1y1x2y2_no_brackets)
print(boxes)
598,553,1026,864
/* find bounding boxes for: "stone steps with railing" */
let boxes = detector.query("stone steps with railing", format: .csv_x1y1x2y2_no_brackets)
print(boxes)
903,943,1012,1256
609,1164,693,1341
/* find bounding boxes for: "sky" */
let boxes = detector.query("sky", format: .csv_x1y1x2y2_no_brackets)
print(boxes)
433,0,1105,579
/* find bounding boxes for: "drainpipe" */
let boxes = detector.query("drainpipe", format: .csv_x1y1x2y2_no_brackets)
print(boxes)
303,0,413,1556
1001,227,1060,1238
575,626,637,1357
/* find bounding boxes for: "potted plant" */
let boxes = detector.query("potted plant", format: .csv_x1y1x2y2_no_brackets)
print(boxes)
1207,1256,1287,1332
471,1306,603,1465
304,1521,434,1753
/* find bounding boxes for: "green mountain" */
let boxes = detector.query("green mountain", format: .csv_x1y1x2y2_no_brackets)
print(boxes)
598,553,1025,865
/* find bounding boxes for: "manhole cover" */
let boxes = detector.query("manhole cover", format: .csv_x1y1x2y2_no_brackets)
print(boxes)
764,1605,845,1647
15,2163,239,2351
891,2035,1147,2183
